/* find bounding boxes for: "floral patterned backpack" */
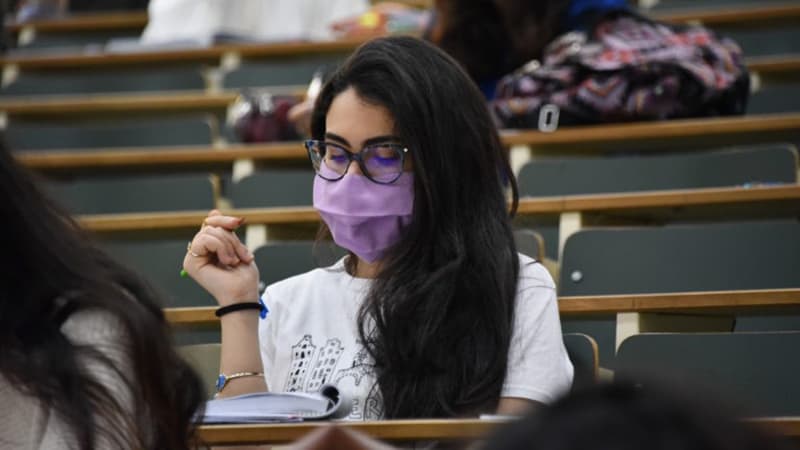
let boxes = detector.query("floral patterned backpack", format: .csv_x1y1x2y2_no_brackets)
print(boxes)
491,11,750,130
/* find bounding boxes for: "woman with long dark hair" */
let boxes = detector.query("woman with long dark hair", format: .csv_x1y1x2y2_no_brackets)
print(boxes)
0,143,205,448
184,36,573,419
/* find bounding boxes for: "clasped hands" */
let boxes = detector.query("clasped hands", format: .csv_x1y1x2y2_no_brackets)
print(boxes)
182,210,260,306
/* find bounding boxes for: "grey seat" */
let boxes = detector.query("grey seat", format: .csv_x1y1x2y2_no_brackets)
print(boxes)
517,144,798,260
103,238,216,308
1,66,205,96
178,343,220,399
254,241,345,289
223,56,343,89
748,81,800,115
643,0,789,11
230,168,315,208
518,144,797,197
49,173,215,215
559,221,800,364
615,332,800,416
563,333,599,390
514,228,545,261
7,116,215,151
103,238,219,345
717,25,800,58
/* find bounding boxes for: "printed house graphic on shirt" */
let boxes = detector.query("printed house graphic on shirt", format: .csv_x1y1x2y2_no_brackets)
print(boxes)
284,334,383,419
285,335,345,392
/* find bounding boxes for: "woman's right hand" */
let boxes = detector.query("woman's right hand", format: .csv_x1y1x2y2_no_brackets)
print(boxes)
182,210,260,306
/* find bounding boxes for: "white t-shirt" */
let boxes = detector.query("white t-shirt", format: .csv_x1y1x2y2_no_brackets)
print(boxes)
259,254,573,420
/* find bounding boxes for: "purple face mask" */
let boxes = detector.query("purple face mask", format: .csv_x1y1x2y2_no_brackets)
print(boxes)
313,171,414,263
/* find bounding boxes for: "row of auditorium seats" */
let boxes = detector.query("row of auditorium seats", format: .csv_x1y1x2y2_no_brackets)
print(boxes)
1,3,797,120
114,219,800,355
1,62,796,115
37,143,797,255
0,58,342,96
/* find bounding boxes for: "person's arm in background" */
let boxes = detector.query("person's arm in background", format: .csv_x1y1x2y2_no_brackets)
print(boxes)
183,210,266,397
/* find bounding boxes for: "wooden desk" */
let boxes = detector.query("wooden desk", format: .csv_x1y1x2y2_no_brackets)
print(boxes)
515,184,800,217
0,38,369,70
192,416,800,445
654,3,800,27
499,113,800,153
195,418,497,446
748,55,800,78
0,91,238,119
16,142,307,173
77,184,800,233
79,206,320,233
558,288,800,316
165,288,800,327
6,11,148,34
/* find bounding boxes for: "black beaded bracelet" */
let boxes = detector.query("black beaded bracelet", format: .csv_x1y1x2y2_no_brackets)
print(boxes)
215,302,262,317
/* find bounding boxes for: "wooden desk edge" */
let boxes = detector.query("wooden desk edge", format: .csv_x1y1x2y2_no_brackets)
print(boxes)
6,11,148,33
558,288,800,315
76,184,800,233
195,418,500,445
165,289,800,326
193,417,800,445
14,112,800,171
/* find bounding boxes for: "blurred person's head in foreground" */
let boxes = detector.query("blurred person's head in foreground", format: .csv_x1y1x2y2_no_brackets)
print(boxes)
483,379,797,450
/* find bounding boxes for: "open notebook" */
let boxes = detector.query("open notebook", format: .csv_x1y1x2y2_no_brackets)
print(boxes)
199,384,352,423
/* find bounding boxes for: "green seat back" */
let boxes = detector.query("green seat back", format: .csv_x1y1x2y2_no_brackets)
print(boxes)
518,145,797,197
514,228,545,262
178,343,220,399
8,117,214,150
560,221,800,364
563,333,599,390
254,242,345,288
230,168,315,208
50,173,215,215
223,56,343,89
1,66,205,96
616,332,800,416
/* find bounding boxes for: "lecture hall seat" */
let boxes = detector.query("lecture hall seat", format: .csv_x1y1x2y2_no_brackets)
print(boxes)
517,144,798,259
615,331,800,416
558,220,800,365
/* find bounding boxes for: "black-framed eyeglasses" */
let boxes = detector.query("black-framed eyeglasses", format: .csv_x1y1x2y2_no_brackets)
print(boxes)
305,139,409,185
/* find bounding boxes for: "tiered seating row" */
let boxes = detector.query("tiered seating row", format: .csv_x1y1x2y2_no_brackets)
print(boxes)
165,288,800,328
13,113,800,171
74,184,800,232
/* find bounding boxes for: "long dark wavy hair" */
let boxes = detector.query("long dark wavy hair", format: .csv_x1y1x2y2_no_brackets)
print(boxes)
0,142,204,449
311,36,520,418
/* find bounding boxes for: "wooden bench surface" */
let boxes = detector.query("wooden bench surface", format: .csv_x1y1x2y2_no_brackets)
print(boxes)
499,112,800,152
6,11,149,33
0,51,793,86
191,416,800,445
3,4,799,70
0,37,371,70
165,288,800,327
76,184,800,233
194,418,502,446
13,112,800,169
0,91,238,117
654,3,800,26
